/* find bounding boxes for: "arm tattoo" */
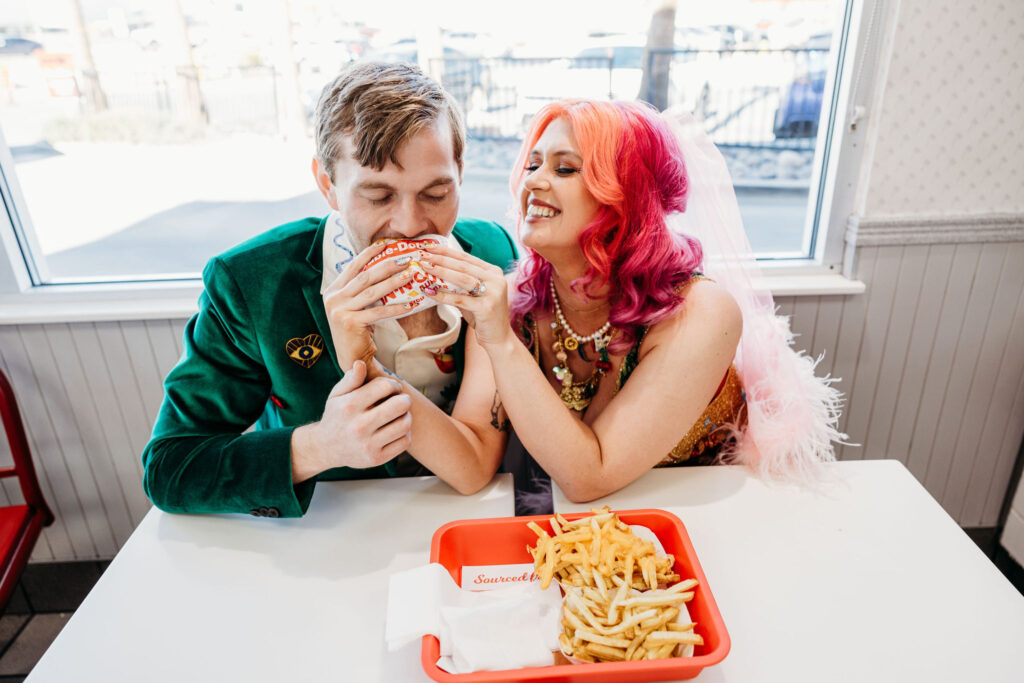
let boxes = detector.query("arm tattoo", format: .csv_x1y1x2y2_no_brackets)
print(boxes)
379,364,405,383
489,391,510,432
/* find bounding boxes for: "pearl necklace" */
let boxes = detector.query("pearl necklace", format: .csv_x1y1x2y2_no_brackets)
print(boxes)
550,279,612,349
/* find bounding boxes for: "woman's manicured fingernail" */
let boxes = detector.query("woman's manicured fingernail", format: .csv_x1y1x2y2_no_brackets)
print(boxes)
423,287,437,295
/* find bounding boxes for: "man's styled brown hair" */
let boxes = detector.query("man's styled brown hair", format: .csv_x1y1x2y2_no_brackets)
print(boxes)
314,61,466,180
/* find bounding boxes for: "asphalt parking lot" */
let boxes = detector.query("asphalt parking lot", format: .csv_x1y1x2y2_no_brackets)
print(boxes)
40,169,810,279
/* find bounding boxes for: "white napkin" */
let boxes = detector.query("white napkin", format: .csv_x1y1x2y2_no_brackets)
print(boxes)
385,563,563,673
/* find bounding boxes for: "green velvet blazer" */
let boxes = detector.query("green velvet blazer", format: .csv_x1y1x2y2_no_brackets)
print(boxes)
142,215,518,517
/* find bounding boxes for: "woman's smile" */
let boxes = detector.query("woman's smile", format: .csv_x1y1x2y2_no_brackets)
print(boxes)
525,198,561,221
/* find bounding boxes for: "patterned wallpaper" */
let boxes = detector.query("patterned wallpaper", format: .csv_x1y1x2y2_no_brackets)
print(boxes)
865,0,1024,216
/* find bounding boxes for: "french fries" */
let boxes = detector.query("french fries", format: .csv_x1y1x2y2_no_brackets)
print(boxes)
526,507,678,591
527,507,704,663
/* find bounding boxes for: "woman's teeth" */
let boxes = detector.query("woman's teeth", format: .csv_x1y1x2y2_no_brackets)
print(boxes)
527,204,558,218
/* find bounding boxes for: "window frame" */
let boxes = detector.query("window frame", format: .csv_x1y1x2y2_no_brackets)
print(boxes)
0,0,883,323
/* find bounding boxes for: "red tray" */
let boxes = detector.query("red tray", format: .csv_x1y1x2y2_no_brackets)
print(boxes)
423,509,730,682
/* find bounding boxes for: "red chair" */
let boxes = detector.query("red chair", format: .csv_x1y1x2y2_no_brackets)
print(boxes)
0,368,55,612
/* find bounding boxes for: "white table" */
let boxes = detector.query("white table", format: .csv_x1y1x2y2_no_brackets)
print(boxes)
555,460,1024,683
28,462,1024,683
27,474,515,683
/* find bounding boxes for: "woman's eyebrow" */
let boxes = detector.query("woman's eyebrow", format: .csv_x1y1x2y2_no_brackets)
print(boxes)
551,150,582,160
528,149,582,160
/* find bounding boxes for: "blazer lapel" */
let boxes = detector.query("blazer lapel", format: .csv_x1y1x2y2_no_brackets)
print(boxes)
452,227,474,255
302,215,343,377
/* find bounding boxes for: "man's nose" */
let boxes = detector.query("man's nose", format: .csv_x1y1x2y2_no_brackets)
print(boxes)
389,196,430,237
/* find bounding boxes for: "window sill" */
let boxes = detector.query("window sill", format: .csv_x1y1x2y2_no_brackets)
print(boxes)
753,272,865,297
0,281,203,325
0,273,864,325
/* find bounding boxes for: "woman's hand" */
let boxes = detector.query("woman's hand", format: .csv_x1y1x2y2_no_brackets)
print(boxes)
323,242,421,370
418,243,514,348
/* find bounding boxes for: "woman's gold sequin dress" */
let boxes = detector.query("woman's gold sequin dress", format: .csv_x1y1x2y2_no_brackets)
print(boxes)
526,317,746,467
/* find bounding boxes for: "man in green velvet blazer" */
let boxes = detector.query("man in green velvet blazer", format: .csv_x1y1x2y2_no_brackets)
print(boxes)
143,62,517,518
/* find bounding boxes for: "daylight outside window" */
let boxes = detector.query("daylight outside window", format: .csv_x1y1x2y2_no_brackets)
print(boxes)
0,0,844,285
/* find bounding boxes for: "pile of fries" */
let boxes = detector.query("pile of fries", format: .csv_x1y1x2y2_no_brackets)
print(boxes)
527,507,703,663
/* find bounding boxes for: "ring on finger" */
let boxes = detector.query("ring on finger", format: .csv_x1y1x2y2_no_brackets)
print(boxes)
468,280,487,297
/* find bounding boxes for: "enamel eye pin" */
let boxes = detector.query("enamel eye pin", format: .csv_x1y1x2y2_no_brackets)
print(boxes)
286,334,324,368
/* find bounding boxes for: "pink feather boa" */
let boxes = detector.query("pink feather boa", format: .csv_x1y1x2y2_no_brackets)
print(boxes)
664,109,848,481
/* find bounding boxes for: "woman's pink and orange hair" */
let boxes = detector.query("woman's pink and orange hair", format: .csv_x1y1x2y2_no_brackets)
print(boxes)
508,99,703,353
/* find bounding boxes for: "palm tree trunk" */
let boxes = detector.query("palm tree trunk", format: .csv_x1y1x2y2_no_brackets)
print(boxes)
168,0,207,125
639,0,677,110
277,0,306,140
68,0,108,112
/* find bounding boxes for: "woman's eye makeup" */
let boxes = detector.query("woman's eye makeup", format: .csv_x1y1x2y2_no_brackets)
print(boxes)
523,162,579,175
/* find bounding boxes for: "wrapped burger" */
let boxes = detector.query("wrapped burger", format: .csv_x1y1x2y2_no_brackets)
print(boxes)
361,235,464,319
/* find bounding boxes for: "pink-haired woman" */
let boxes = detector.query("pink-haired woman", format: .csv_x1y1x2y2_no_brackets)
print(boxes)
418,99,747,510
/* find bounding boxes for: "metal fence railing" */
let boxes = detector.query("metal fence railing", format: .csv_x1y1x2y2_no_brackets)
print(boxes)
432,56,617,141
647,47,829,151
54,49,829,148
432,48,829,150
100,65,281,135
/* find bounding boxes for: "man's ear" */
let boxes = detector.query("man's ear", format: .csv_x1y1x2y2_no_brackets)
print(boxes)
312,157,339,211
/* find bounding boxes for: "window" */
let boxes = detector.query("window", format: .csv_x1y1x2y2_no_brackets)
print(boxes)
0,0,864,293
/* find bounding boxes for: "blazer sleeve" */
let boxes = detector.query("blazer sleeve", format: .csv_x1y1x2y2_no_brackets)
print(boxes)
142,256,315,517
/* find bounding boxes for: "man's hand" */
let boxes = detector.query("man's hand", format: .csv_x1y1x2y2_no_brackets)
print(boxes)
323,241,421,370
291,361,412,483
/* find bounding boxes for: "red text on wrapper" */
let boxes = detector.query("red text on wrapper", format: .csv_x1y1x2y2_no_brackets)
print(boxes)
362,238,442,270
460,563,541,590
379,268,447,305
472,571,540,586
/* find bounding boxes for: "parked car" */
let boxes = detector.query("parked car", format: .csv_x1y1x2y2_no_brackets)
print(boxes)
773,40,829,139
513,38,646,115
368,42,485,112
0,37,42,55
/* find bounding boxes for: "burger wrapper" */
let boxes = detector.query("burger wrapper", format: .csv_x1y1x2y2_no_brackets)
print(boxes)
361,235,466,320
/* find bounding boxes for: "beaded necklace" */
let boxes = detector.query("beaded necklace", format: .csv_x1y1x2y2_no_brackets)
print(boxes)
549,279,613,412
550,279,611,349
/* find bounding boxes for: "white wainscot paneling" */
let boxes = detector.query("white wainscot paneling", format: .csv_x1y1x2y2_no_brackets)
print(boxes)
0,320,188,561
777,241,1024,527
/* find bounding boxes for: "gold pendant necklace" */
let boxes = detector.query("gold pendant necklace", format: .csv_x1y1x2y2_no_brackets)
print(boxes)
551,322,606,412
549,284,613,413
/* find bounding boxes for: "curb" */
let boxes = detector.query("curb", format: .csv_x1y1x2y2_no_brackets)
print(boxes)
464,166,810,192
732,180,810,191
